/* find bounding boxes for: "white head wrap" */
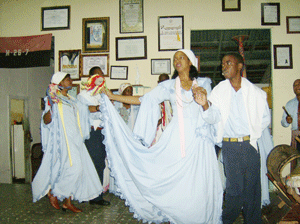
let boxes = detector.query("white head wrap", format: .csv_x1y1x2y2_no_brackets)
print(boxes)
176,49,198,70
51,72,68,84
118,83,132,95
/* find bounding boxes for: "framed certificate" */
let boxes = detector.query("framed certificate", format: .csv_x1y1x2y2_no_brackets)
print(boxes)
151,59,171,75
82,17,110,53
59,49,81,80
80,54,109,77
110,66,128,80
158,16,184,51
41,6,70,31
120,0,144,33
116,36,147,60
261,3,280,26
273,45,293,69
222,0,241,12
287,16,300,34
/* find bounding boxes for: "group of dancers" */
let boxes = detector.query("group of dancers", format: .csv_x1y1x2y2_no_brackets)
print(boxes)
32,49,273,224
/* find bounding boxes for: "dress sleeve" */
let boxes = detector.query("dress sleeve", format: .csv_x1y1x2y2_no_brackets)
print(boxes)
133,83,171,147
77,100,92,140
199,78,221,125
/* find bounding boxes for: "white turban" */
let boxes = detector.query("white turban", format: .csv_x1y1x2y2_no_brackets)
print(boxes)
51,72,68,84
118,83,132,95
176,49,198,70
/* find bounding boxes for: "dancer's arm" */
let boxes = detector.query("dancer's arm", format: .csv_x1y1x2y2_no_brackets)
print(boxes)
103,88,141,105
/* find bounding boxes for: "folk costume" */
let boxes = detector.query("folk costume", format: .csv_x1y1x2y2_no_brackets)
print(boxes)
100,77,223,224
151,100,173,145
78,74,110,196
32,73,102,203
207,77,272,223
110,83,140,194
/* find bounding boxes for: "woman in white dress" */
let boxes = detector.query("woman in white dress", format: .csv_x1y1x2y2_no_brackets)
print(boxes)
32,72,102,213
101,49,223,223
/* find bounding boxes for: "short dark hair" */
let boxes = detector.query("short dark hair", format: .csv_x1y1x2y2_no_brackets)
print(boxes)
225,53,244,65
89,66,102,76
158,73,170,83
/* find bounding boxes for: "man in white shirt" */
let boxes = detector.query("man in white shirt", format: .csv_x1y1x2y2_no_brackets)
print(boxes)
196,53,270,224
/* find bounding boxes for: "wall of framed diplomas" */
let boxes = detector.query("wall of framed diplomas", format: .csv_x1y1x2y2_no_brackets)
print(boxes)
0,0,300,183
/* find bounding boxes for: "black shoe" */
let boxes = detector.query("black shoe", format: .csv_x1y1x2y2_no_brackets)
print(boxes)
89,199,110,206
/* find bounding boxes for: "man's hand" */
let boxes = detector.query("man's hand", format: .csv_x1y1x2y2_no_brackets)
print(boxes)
286,115,293,124
192,85,209,110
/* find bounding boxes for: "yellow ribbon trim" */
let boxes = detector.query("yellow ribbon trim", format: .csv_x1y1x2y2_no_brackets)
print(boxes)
58,102,73,167
77,110,83,138
57,96,84,167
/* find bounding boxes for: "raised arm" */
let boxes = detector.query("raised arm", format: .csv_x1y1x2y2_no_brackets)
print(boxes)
103,88,141,105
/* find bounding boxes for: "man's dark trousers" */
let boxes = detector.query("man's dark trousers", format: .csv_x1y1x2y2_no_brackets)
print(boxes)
85,128,106,201
222,140,262,224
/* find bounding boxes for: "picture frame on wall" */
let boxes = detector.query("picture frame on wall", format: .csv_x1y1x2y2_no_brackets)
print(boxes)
261,3,280,26
286,16,300,34
222,0,241,12
273,44,293,69
151,59,171,75
110,66,128,80
82,17,110,53
116,36,147,60
59,49,81,80
158,16,184,51
68,84,80,98
41,5,70,31
80,54,109,77
120,0,144,33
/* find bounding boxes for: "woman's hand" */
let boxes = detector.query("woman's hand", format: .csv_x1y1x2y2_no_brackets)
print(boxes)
43,110,52,124
192,85,209,110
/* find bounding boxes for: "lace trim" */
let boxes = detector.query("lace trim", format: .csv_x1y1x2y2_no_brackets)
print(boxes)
99,96,172,223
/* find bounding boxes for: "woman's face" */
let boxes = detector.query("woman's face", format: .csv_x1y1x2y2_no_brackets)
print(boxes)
60,75,72,89
173,51,192,73
122,86,133,96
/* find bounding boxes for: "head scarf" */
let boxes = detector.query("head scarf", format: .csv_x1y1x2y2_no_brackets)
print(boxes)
176,49,198,70
81,74,106,96
118,83,132,95
51,72,69,84
47,72,70,106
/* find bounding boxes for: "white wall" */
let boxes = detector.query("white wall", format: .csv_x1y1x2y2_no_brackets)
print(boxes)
0,67,53,183
1,0,300,183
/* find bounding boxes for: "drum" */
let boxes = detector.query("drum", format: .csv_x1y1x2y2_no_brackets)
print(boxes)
267,144,300,185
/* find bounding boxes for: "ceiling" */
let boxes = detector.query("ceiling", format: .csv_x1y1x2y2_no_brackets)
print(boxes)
191,29,271,86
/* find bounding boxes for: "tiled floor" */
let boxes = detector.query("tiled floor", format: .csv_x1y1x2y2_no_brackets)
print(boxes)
0,183,279,224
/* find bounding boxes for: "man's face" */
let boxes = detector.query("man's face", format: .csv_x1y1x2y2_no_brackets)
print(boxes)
221,55,242,80
122,86,133,96
293,79,300,95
